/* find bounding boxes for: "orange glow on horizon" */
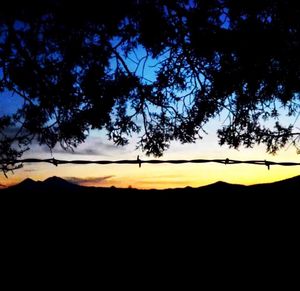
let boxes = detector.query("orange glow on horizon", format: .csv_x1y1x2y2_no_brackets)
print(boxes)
1,160,300,189
1,137,300,190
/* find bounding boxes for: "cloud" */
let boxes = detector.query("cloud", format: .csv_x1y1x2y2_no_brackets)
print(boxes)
51,147,102,156
0,126,32,142
23,168,37,172
30,137,129,157
93,140,122,150
68,140,130,156
10,129,134,159
64,175,114,186
0,183,6,188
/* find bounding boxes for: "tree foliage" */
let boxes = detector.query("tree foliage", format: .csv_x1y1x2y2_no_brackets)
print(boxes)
1,0,300,174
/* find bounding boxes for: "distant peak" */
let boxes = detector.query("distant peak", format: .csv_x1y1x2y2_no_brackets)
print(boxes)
12,177,37,189
212,181,230,186
18,178,36,185
43,176,75,184
43,176,64,182
22,178,36,183
43,176,79,188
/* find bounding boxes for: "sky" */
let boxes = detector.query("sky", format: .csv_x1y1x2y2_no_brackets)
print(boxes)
1,108,300,189
1,85,300,189
1,11,300,189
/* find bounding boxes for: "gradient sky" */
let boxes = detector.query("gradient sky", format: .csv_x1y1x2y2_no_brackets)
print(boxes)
1,68,300,189
1,20,300,189
1,107,300,189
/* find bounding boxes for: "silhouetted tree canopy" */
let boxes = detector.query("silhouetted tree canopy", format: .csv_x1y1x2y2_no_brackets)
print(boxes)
1,0,300,174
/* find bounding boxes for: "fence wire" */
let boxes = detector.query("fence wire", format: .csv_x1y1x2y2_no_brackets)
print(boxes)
2,156,300,170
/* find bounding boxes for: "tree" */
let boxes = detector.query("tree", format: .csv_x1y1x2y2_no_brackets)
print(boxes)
1,0,300,175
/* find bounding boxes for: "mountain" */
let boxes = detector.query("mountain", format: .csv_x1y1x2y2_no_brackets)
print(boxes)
200,181,246,193
14,178,37,188
6,176,82,193
2,175,300,196
1,175,299,227
250,175,300,191
43,176,81,190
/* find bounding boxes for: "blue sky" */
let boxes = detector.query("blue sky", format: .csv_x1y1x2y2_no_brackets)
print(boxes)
1,107,300,189
1,81,300,189
1,11,300,188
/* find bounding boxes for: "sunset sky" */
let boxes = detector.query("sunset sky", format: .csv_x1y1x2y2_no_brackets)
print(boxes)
1,93,300,189
1,1,300,189
1,61,299,190
1,62,300,190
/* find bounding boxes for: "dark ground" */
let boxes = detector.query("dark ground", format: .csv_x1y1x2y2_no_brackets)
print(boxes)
0,175,298,276
1,175,299,220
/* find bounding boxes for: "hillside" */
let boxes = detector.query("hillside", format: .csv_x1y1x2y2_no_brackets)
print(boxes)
1,174,299,197
1,175,298,231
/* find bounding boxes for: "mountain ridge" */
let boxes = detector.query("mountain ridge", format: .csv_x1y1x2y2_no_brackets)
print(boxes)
43,176,81,189
1,175,299,221
2,174,300,193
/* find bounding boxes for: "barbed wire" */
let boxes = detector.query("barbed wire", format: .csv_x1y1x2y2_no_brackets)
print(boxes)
1,156,300,170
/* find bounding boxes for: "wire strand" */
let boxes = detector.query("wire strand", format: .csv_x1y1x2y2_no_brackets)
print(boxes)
2,157,300,170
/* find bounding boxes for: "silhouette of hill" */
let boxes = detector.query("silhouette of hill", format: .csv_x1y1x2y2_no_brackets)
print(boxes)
1,175,299,235
249,175,300,192
43,176,82,190
7,176,81,192
200,181,246,193
12,178,38,190
0,176,300,201
2,174,300,195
